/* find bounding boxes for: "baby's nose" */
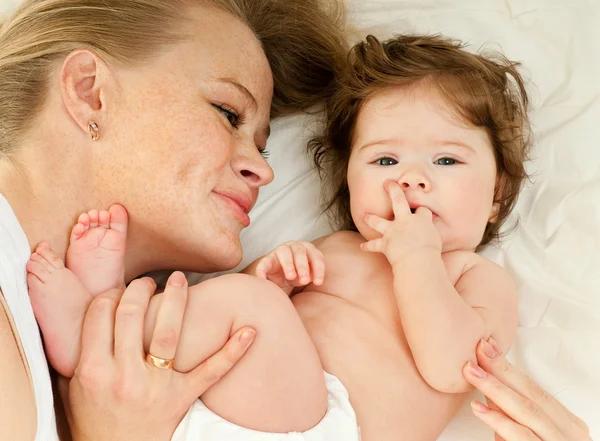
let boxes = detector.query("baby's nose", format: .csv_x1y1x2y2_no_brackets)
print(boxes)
398,172,430,191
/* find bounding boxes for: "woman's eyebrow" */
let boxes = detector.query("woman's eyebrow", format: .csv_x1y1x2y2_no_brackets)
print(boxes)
217,77,257,110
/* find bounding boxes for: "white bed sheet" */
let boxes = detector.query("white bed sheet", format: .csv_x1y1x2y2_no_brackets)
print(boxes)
2,0,599,439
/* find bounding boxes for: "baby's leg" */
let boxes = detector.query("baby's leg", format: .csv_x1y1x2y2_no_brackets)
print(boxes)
27,205,127,376
144,274,327,433
27,243,92,377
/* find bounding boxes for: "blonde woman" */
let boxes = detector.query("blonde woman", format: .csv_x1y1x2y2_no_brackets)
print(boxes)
0,1,347,440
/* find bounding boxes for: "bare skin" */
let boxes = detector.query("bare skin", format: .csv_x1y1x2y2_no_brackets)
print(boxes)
28,205,329,434
0,293,37,441
291,231,466,441
1,4,276,440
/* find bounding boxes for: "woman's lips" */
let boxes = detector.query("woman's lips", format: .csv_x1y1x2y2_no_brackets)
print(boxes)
213,191,252,227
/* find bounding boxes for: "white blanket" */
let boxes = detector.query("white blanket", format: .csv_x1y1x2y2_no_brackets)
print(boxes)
2,0,598,439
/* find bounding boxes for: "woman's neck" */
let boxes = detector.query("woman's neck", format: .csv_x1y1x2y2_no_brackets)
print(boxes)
0,147,91,260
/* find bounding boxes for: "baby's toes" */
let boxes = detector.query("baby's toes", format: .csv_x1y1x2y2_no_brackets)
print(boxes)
35,243,65,270
26,256,51,283
108,204,128,234
27,271,46,296
88,210,99,228
99,210,110,229
70,219,89,242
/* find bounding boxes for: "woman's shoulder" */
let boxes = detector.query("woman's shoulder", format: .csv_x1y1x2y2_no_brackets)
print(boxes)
0,288,38,441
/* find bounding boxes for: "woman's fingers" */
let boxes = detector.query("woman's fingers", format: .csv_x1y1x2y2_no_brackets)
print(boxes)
463,361,565,441
78,288,122,366
477,339,591,437
184,327,256,400
471,400,542,441
486,398,509,441
148,272,188,363
113,278,156,368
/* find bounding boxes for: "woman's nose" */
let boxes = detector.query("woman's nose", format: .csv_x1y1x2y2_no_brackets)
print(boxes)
232,145,274,189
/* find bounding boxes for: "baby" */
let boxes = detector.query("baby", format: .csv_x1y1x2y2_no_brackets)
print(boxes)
28,34,531,441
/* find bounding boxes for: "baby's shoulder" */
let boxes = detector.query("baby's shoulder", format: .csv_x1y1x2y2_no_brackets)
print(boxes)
313,230,389,281
442,250,510,286
313,230,364,252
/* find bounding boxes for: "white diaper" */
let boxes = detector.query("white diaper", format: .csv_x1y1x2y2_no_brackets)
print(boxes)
172,372,360,441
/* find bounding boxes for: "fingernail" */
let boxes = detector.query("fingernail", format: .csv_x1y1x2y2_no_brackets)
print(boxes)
488,337,503,356
480,338,497,359
239,329,256,345
143,277,156,287
467,361,487,378
169,271,186,287
471,400,489,414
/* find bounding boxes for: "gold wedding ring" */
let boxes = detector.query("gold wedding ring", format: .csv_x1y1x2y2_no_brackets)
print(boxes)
146,353,174,370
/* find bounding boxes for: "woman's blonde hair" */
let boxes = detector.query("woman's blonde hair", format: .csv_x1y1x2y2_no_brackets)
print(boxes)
0,0,347,157
310,34,531,248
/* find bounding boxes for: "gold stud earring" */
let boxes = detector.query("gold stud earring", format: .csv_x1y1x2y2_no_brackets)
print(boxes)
88,121,99,141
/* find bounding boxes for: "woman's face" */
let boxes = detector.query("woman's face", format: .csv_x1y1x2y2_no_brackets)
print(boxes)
98,5,274,275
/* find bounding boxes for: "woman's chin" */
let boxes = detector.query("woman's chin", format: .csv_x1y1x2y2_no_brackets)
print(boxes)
206,235,243,271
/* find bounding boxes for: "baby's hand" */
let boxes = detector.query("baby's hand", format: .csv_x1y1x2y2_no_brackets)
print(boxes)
255,241,325,289
361,180,442,266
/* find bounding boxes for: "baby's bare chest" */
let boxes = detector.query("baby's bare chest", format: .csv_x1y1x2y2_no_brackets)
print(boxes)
311,245,467,334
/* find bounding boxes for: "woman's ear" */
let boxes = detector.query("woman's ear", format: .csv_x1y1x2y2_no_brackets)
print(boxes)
59,49,109,136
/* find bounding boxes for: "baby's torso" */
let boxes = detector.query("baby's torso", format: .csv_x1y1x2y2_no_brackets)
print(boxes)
292,231,478,441
305,231,473,325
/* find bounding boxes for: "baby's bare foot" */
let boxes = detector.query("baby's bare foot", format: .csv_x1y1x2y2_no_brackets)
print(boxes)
27,242,92,377
66,204,128,296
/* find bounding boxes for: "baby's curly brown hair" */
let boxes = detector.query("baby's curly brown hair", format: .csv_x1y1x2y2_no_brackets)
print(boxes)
309,34,532,248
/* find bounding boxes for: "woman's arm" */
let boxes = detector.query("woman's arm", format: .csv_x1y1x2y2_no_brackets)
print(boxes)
464,339,592,441
60,276,256,441
0,288,37,441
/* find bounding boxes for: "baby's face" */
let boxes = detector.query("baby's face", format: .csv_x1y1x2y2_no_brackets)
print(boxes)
347,85,499,252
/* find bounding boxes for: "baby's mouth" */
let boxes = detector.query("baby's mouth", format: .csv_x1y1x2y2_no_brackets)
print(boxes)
410,208,416,214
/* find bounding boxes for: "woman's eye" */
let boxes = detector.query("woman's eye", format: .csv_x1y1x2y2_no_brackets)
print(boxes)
214,104,241,128
376,157,398,166
435,157,457,166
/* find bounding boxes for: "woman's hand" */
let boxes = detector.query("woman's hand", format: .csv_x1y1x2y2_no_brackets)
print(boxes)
255,241,325,289
60,273,256,441
464,338,592,441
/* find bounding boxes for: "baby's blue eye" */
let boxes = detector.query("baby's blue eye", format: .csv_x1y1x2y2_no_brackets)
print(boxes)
435,157,457,166
376,157,398,166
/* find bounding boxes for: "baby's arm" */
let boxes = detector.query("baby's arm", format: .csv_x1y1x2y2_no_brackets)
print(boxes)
361,182,517,394
392,251,517,394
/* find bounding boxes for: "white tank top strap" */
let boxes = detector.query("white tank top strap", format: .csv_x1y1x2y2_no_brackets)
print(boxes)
0,288,33,383
0,194,59,441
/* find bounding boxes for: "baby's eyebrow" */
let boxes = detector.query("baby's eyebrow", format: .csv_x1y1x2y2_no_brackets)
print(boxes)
434,140,476,154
